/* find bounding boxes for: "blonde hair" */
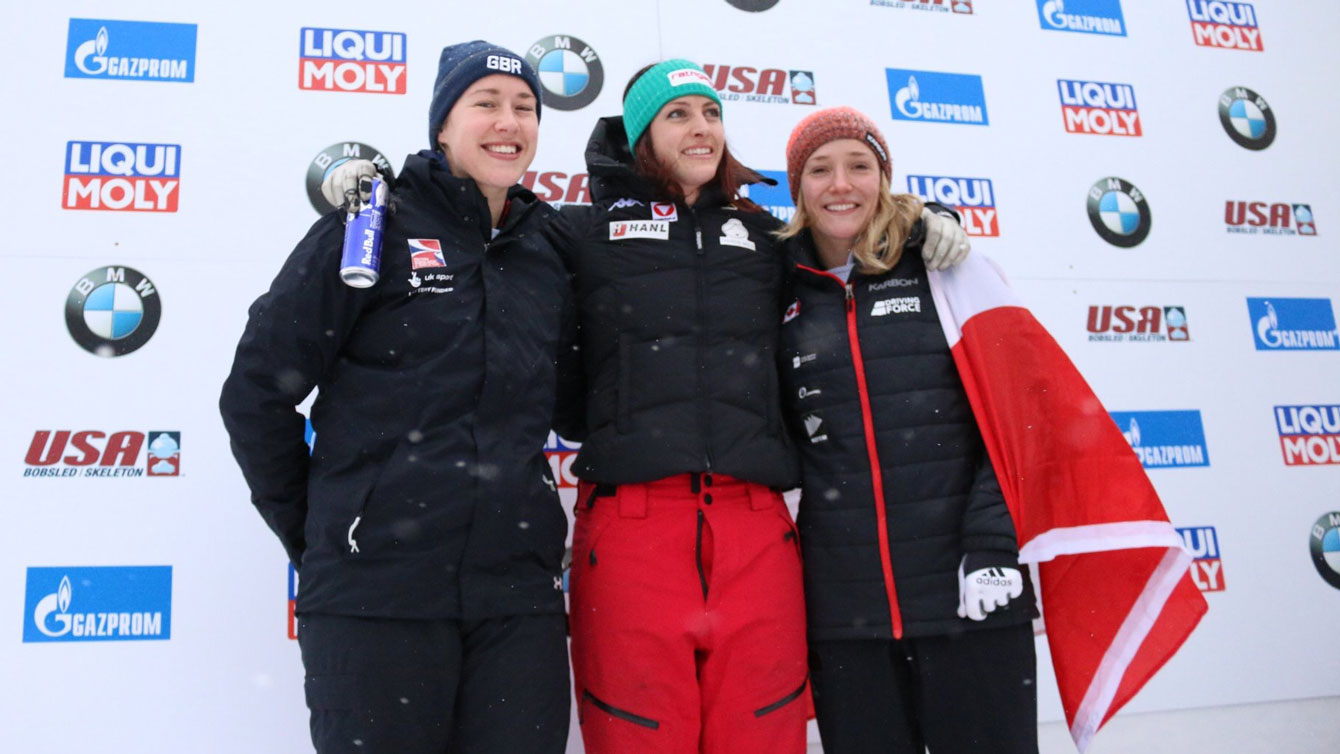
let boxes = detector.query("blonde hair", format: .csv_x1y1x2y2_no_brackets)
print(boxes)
778,171,924,275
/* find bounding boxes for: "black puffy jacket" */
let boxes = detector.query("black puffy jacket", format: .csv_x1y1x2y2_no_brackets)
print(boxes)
546,117,798,488
220,151,577,621
779,228,1032,641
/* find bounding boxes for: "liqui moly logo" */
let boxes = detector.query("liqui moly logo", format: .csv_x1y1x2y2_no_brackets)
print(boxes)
299,28,406,94
1247,298,1339,351
1087,306,1189,342
522,170,591,205
1178,526,1226,592
1275,405,1340,466
887,70,988,125
1058,80,1141,136
1111,410,1210,469
906,175,997,236
1225,202,1316,236
64,142,180,212
545,432,581,489
1035,0,1126,37
65,19,196,82
1188,1,1263,51
24,566,172,643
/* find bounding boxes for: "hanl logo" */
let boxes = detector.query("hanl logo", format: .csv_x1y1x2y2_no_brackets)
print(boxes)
522,170,591,205
739,169,794,223
1058,80,1141,136
1111,410,1209,468
64,142,179,212
609,221,669,241
24,431,180,478
907,175,997,236
1310,512,1340,590
65,266,161,357
1088,306,1189,342
526,36,603,111
887,70,988,126
306,142,395,214
701,64,816,106
1274,405,1340,466
545,431,581,490
65,19,196,82
299,28,406,94
1218,87,1275,150
288,564,299,639
1087,177,1151,247
1247,298,1339,351
1178,526,1225,592
1188,1,1262,51
24,566,172,643
1225,202,1315,236
871,0,974,14
1035,0,1126,37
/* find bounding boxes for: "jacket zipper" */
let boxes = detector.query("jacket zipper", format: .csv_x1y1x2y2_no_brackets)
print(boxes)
690,207,714,471
797,265,904,639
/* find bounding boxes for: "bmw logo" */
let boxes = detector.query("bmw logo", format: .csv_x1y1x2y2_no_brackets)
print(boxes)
1086,177,1151,248
727,0,782,9
1310,512,1340,590
1218,86,1276,151
525,36,604,111
306,142,396,215
65,266,161,357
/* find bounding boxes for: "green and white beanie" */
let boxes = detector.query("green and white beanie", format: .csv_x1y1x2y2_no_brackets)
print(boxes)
622,59,723,149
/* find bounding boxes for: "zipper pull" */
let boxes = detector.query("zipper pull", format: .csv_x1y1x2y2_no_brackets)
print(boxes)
695,229,703,250
845,283,855,311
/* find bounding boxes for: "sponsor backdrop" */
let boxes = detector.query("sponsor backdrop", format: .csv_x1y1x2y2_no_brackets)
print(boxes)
2,1,1337,751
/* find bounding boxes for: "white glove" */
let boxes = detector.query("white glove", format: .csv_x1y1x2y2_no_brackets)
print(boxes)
957,558,1024,621
321,158,379,211
921,207,970,271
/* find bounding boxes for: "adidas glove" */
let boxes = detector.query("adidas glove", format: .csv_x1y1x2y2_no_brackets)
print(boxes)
957,555,1024,621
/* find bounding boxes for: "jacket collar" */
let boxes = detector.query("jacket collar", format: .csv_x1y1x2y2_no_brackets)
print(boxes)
400,150,544,239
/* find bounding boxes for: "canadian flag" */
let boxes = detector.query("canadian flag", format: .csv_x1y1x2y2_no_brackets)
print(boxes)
928,255,1207,752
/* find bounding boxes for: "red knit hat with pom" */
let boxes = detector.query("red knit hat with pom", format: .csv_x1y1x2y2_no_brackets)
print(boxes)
785,106,892,202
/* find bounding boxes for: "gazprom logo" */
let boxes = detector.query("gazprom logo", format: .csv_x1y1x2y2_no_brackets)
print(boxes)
886,69,988,126
1111,410,1210,469
1246,298,1339,351
739,169,795,223
23,566,172,643
65,19,196,82
1036,0,1126,36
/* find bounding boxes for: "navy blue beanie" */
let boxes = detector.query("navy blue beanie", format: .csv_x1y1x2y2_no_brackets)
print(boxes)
428,40,542,149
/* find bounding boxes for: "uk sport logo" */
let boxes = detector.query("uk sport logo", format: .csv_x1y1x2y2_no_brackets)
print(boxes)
701,64,816,106
1218,87,1275,150
1087,306,1189,342
1274,405,1340,466
1188,1,1263,51
24,566,172,643
1177,526,1226,592
1058,80,1141,137
1247,298,1339,351
298,28,406,94
1087,177,1151,247
65,19,196,82
1035,0,1126,37
64,142,180,212
1111,410,1210,469
907,176,997,236
522,170,591,205
887,69,988,126
1225,202,1316,236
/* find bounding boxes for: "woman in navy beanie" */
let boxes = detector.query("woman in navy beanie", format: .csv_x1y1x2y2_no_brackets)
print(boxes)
222,40,579,754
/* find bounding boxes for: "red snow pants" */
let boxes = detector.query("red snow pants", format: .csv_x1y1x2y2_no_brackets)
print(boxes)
570,473,808,754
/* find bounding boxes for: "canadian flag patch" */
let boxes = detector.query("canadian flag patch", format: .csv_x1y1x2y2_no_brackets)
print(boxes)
783,299,801,324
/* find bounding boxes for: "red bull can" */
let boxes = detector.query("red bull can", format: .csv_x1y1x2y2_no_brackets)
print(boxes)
339,178,387,288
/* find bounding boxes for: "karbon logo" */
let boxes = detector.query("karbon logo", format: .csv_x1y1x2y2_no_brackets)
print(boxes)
907,176,997,236
1112,410,1210,469
299,28,406,94
24,430,180,478
545,432,581,490
1035,0,1126,37
1086,177,1150,247
1309,512,1340,590
1275,405,1340,467
306,142,395,214
1178,527,1225,592
66,266,161,357
1188,0,1262,51
64,142,180,212
887,69,988,126
701,64,816,106
871,1,973,13
65,18,196,82
1225,201,1315,236
1218,87,1275,150
1247,298,1339,351
522,169,591,205
1058,80,1140,137
23,566,172,643
1087,306,1188,342
739,169,795,223
526,36,603,111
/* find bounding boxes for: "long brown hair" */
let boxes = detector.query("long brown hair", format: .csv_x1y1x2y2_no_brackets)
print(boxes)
777,171,924,274
623,64,762,212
